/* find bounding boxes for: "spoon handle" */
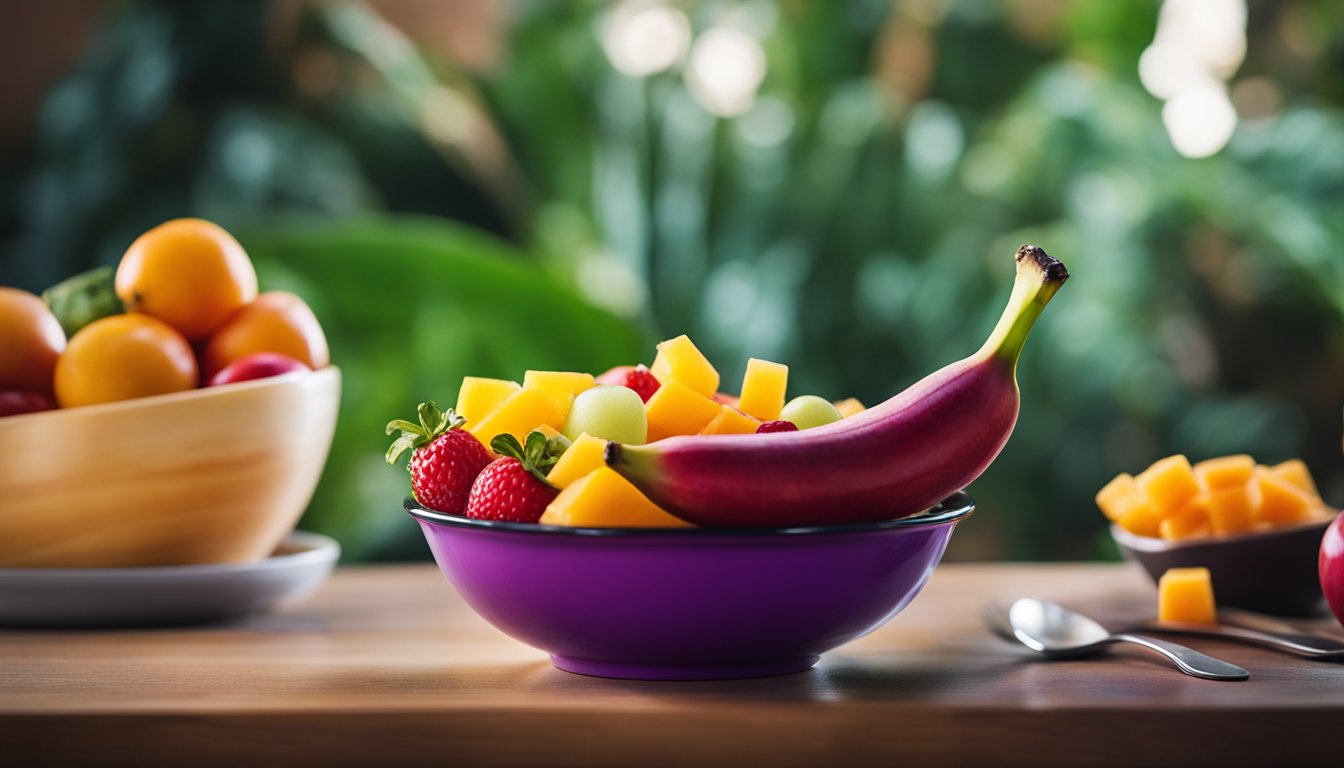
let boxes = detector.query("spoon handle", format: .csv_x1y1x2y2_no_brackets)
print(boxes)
1110,633,1250,681
1138,621,1344,659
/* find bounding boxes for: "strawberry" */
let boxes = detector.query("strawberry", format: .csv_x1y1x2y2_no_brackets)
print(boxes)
465,431,562,523
756,419,799,434
386,401,492,515
596,364,661,402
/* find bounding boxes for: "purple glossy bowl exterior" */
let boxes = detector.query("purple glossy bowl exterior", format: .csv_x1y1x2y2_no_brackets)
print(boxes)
407,492,973,680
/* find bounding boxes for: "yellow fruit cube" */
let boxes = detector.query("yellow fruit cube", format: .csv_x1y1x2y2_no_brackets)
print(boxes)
833,398,866,418
1095,474,1141,523
1205,484,1258,534
540,467,692,528
1159,499,1210,541
1158,567,1216,624
1193,454,1255,491
1267,459,1320,499
522,370,595,411
455,377,520,429
546,433,608,490
1255,470,1314,526
468,387,566,448
644,380,723,442
649,335,719,399
1135,455,1201,515
737,358,787,421
700,406,761,436
1117,501,1165,538
534,423,561,440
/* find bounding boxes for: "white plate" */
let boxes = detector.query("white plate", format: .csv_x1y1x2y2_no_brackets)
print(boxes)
0,531,339,628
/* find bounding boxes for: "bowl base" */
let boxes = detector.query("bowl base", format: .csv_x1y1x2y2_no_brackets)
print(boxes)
551,654,819,681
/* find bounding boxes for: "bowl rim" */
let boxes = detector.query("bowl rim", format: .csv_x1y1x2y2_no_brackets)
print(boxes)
405,490,974,537
1109,511,1337,553
0,366,340,426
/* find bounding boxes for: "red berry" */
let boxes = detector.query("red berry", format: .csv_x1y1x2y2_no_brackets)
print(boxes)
597,364,661,402
756,420,798,434
410,429,493,514
0,390,55,418
465,457,559,523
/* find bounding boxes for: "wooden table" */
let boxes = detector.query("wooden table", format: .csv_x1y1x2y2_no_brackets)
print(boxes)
3,563,1342,767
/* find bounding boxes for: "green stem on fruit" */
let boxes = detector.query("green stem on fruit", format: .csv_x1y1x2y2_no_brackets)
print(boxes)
42,266,124,337
978,245,1069,372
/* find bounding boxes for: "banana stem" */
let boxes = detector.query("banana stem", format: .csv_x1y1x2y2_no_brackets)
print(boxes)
979,245,1069,371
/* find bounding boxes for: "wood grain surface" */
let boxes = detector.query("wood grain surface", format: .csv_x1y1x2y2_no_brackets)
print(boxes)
3,563,1342,767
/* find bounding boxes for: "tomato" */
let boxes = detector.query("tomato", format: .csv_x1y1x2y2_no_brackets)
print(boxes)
201,291,329,380
0,287,66,399
54,314,198,408
207,352,310,387
116,218,258,342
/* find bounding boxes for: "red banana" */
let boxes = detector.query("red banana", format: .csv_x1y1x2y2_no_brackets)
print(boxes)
605,245,1068,527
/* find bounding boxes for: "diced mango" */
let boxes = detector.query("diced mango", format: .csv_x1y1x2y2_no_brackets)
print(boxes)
1206,484,1258,535
1158,567,1216,625
1159,499,1210,541
649,335,719,399
700,406,761,436
1267,459,1320,499
1135,455,1201,515
645,380,723,442
540,467,693,528
1193,454,1255,491
469,387,566,448
737,358,787,421
455,377,520,429
523,370,595,411
534,423,562,440
546,433,608,490
1255,470,1314,526
1117,501,1165,538
1095,474,1142,523
833,398,866,418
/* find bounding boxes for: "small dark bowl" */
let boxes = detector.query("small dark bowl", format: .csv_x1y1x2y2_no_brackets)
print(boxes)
1111,514,1337,617
407,493,974,680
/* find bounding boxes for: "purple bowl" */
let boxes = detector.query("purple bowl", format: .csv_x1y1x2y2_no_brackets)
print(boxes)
407,492,974,680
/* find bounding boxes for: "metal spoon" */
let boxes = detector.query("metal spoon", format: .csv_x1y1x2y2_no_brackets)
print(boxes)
1138,612,1344,660
1005,598,1249,681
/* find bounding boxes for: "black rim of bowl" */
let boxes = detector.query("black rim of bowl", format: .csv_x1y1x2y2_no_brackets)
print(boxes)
405,491,974,537
1110,512,1336,552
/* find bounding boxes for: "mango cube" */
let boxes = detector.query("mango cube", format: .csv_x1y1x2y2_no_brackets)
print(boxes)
833,398,866,419
1255,470,1314,526
1267,459,1320,499
1117,501,1165,538
534,423,562,440
1158,567,1216,624
1135,455,1201,514
737,358,788,421
645,380,723,442
1159,499,1210,541
1194,454,1255,491
649,335,719,399
1205,485,1257,534
468,387,566,448
523,370,595,411
700,406,761,436
540,467,692,528
546,433,608,490
1095,474,1142,523
455,377,520,429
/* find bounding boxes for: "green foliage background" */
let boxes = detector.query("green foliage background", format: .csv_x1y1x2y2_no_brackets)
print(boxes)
2,0,1342,560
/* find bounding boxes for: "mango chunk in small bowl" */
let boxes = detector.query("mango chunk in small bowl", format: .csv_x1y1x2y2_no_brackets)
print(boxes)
1101,454,1337,617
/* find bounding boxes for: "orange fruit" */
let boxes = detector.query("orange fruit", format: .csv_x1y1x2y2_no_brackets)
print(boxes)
0,287,66,398
115,218,258,342
54,314,198,408
201,291,329,380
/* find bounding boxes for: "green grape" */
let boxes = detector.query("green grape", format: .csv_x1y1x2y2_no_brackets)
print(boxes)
563,385,648,444
780,395,842,431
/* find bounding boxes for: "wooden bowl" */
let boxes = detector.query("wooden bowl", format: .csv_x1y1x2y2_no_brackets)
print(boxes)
0,368,340,567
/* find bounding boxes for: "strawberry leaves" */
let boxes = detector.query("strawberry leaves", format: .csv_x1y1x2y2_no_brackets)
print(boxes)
490,430,565,485
385,401,467,465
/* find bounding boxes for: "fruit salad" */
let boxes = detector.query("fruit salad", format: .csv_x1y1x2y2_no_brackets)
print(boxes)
1098,453,1336,541
0,218,329,417
387,333,868,528
389,245,1070,528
